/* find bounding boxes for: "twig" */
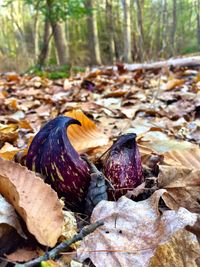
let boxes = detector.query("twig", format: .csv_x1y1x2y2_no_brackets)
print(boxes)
15,220,103,267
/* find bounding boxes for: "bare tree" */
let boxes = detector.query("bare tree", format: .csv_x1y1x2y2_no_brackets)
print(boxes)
136,0,144,61
85,0,102,65
122,0,132,63
106,0,116,63
170,0,177,55
46,0,68,65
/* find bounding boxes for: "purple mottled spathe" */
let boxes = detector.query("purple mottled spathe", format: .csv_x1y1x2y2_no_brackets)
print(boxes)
26,116,90,210
103,133,143,199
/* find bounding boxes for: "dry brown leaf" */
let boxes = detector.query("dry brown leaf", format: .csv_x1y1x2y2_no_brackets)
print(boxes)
59,211,78,249
0,124,18,143
6,246,43,262
0,142,20,160
139,131,198,153
77,190,198,267
163,78,184,90
149,229,200,267
65,109,109,152
0,194,25,239
0,158,64,247
158,165,200,213
163,147,200,169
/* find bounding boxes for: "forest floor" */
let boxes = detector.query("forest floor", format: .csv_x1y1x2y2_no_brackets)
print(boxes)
0,58,200,266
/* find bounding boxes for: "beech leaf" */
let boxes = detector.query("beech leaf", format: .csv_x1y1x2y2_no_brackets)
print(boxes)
158,165,200,213
65,109,109,152
77,190,198,267
0,158,64,247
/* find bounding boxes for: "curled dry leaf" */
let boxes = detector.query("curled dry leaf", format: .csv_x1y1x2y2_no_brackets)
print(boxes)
0,194,25,239
65,109,109,152
162,78,185,91
158,165,200,213
0,158,64,247
77,190,198,267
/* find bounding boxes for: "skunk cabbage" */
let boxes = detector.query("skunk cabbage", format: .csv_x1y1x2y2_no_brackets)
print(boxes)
26,116,90,210
103,133,143,199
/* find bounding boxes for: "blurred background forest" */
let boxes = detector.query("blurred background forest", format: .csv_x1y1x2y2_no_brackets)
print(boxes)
0,0,199,73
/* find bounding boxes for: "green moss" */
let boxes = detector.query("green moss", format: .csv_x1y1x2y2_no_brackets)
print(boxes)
26,64,85,80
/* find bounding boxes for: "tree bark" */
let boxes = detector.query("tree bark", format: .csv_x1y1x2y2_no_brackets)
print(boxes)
170,0,177,55
161,0,168,57
196,0,200,46
85,0,102,65
136,0,144,61
106,0,116,64
51,22,68,65
46,0,68,65
122,0,132,63
37,18,51,66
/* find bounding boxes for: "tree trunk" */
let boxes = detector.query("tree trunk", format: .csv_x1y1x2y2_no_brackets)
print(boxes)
85,0,101,65
106,0,116,64
122,0,132,63
161,0,168,57
136,0,144,61
37,18,51,66
196,0,200,46
46,0,68,65
51,22,69,65
170,0,177,55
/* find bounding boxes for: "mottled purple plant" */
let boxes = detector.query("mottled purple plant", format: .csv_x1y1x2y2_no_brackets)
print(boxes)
26,116,90,210
103,133,143,199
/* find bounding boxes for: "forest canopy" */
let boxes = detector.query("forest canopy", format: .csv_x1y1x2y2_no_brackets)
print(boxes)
0,0,199,72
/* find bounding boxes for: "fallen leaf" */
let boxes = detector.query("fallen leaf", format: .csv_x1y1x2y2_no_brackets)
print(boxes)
0,142,20,160
6,246,43,262
162,79,184,90
0,158,64,247
139,131,197,153
59,211,78,249
0,124,18,143
163,147,200,168
158,165,200,213
77,190,198,267
149,229,200,267
0,194,25,239
65,109,109,152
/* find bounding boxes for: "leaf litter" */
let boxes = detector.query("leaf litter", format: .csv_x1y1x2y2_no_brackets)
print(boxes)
0,64,200,265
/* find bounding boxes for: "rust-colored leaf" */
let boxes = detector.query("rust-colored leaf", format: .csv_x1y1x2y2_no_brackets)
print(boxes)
65,109,109,152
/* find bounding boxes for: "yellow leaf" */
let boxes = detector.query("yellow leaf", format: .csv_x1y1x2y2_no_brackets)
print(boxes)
65,109,109,153
163,79,184,90
0,142,20,160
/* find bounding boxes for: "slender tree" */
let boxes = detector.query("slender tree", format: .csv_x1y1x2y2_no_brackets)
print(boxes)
122,0,132,63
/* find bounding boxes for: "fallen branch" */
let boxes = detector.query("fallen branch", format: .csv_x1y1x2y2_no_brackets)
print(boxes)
15,220,103,267
124,56,200,71
96,56,200,72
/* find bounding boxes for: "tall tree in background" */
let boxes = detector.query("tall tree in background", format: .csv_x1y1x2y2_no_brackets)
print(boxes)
136,0,144,61
85,0,101,65
170,0,177,55
122,0,132,63
46,0,68,65
37,18,51,66
196,0,200,46
106,0,116,64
